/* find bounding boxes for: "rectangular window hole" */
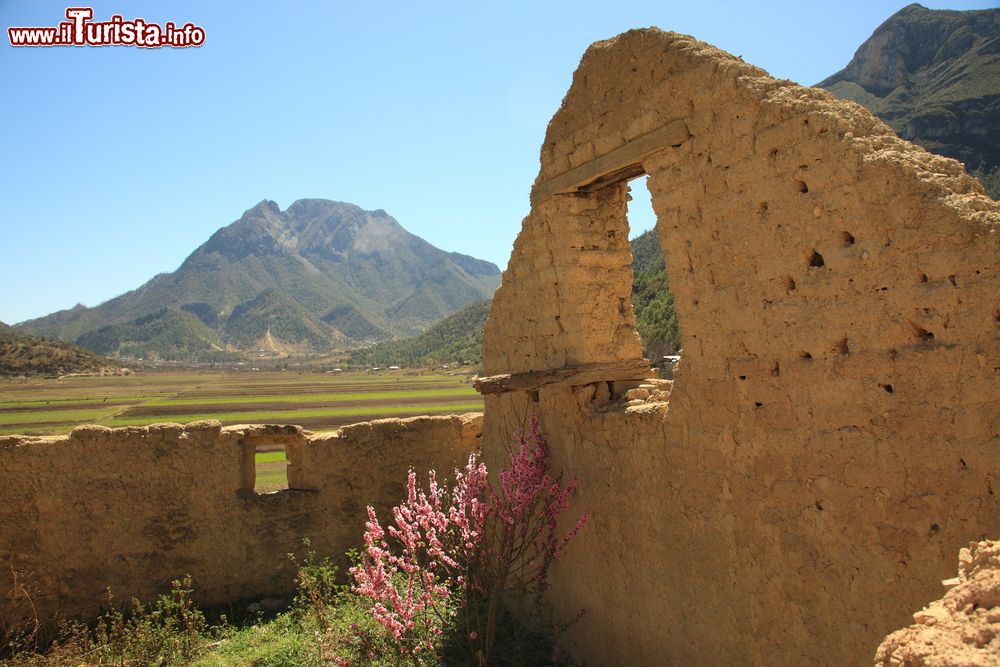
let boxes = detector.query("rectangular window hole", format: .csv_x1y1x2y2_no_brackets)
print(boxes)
254,443,288,494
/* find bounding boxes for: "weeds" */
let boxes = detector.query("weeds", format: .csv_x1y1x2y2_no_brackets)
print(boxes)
2,575,208,667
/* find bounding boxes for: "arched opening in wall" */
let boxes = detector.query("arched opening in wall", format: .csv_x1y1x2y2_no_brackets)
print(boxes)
626,175,681,377
254,443,289,493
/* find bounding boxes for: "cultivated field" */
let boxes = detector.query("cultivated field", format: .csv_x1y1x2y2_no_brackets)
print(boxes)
0,370,482,437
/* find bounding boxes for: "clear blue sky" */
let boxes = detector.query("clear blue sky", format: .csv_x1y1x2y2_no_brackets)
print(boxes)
0,1,994,324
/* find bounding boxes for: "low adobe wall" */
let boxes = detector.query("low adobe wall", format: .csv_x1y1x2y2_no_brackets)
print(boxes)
0,414,481,630
480,28,1000,666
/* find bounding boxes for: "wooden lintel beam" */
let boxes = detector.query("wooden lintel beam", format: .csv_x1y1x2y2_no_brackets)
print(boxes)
474,358,652,395
530,119,689,205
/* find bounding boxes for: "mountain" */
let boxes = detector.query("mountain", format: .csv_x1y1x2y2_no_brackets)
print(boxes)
17,200,501,360
348,299,491,368
818,3,1000,197
0,321,119,377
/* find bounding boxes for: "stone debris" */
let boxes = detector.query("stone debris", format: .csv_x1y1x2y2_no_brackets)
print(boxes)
624,379,673,404
875,540,1000,666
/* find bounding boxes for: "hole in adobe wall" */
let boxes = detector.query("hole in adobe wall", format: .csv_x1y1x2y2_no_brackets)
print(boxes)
808,250,825,268
254,442,289,494
910,322,935,342
785,276,797,292
840,231,855,246
880,383,894,394
834,337,850,355
948,275,957,286
796,179,809,193
627,175,682,369
798,351,813,360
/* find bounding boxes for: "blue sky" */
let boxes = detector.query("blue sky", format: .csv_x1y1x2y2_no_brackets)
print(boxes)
0,1,995,324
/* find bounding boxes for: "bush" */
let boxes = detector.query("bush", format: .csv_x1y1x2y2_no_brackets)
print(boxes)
350,415,587,665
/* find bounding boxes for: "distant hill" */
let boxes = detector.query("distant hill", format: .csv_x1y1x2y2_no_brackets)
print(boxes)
348,299,491,368
0,321,119,376
18,200,501,360
818,3,999,197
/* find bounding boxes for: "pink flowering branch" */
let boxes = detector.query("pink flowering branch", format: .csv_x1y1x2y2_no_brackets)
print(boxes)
349,414,586,665
350,454,487,662
471,415,588,659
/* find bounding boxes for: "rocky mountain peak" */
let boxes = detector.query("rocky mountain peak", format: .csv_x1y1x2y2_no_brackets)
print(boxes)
818,4,999,197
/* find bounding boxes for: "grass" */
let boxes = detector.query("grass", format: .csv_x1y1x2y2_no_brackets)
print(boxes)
0,370,483,436
255,451,286,465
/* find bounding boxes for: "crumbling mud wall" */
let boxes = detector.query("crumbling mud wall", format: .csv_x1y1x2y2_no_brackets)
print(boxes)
480,29,1000,666
876,539,1000,666
0,414,481,629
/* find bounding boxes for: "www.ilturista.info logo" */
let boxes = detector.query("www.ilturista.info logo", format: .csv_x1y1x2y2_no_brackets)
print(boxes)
8,7,205,48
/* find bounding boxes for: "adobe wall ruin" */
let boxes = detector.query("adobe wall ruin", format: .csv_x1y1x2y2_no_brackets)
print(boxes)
0,414,481,629
480,29,1000,665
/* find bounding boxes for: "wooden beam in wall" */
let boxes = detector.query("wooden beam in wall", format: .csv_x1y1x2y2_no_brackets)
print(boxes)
474,358,652,395
530,119,689,205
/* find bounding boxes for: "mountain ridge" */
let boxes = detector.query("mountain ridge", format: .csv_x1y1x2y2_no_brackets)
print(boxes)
18,199,500,360
818,3,999,197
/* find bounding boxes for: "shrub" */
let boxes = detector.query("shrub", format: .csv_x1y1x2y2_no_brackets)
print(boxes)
350,415,587,665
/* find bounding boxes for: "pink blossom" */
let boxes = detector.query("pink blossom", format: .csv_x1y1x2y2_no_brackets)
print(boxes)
350,414,587,662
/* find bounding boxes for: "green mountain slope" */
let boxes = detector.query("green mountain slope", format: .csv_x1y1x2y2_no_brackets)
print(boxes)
221,288,336,351
18,200,501,359
818,3,999,197
630,230,681,359
348,300,492,367
75,308,239,362
0,321,119,376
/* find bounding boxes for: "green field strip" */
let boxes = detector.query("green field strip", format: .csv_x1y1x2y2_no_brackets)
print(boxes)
0,406,127,426
141,387,477,408
255,451,287,464
201,373,457,383
102,401,484,427
0,398,142,411
173,378,462,396
0,389,183,404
